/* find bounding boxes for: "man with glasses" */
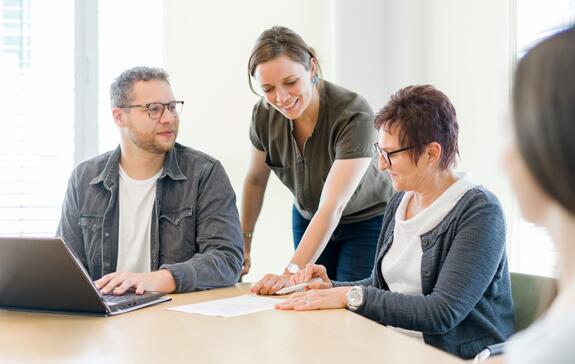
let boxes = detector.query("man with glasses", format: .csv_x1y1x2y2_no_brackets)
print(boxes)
57,66,243,294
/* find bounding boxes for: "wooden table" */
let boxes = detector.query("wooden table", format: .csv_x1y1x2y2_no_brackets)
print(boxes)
0,283,463,363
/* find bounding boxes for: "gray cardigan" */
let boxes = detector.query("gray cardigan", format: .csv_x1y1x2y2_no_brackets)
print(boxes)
335,187,515,359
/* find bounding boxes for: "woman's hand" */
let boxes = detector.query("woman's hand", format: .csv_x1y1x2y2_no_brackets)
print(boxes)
250,273,291,295
241,243,252,277
241,249,251,277
290,263,332,289
275,287,351,311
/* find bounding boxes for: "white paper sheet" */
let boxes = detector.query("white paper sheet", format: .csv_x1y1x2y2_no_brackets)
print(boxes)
166,294,285,317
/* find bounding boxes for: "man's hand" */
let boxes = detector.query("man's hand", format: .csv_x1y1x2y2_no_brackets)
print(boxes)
94,269,177,295
241,251,251,277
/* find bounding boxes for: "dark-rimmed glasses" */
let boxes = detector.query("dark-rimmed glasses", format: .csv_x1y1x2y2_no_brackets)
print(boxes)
374,143,420,166
118,101,184,120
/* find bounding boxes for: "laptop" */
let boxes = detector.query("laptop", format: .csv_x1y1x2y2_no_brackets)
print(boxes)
0,237,171,315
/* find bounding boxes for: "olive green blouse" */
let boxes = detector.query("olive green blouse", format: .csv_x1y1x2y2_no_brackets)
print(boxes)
249,81,392,223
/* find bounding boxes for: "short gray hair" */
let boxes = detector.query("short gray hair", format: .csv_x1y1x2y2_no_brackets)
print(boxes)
110,66,170,107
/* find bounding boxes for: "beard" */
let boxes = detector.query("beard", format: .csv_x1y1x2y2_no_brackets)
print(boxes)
126,120,178,154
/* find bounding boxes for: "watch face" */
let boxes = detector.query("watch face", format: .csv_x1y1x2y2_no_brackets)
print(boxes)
348,287,363,308
350,290,360,304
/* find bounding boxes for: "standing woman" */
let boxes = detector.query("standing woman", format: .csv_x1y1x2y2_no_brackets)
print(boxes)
244,26,392,294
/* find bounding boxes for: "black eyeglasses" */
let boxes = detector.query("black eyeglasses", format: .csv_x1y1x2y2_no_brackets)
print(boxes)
374,143,420,166
118,101,184,120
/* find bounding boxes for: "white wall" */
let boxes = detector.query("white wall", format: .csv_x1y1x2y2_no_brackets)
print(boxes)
165,0,517,281
333,0,427,107
164,0,333,282
332,0,517,265
424,1,513,197
333,0,513,195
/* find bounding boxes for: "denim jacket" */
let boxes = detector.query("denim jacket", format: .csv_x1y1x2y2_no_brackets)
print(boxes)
56,143,243,292
335,187,515,359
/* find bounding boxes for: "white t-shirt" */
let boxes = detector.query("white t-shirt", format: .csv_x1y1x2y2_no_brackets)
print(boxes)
381,172,478,340
116,166,162,273
505,307,575,364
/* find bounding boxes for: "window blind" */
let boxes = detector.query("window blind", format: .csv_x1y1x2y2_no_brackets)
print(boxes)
0,0,74,236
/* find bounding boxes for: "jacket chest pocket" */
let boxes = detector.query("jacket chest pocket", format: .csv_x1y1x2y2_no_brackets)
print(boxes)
78,216,103,262
159,208,195,262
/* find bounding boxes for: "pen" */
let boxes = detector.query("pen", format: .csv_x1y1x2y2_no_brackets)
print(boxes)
275,278,323,295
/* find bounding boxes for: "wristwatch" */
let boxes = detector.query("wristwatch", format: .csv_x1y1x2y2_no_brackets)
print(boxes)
285,263,300,274
346,286,363,311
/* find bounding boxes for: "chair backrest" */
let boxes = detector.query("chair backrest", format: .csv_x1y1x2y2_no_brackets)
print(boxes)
510,272,557,332
473,272,558,362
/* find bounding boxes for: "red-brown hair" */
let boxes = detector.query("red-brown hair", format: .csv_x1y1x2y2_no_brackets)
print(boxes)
374,85,459,169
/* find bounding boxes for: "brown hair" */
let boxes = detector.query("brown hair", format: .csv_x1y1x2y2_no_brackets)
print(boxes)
247,26,322,94
374,85,459,169
513,27,575,214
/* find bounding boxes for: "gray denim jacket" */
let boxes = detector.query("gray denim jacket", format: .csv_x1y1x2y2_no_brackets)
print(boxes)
56,143,243,292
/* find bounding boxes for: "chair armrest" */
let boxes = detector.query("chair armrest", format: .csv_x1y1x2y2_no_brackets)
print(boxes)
473,342,505,362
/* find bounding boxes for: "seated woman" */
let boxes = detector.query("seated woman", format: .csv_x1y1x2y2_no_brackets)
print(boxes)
276,84,515,359
489,27,575,364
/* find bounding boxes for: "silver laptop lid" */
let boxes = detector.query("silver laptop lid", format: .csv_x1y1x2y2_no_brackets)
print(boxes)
0,237,109,314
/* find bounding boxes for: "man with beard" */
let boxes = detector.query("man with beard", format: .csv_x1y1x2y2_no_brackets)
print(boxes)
57,66,243,294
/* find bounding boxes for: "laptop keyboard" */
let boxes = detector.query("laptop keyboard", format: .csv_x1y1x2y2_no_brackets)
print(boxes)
103,291,163,310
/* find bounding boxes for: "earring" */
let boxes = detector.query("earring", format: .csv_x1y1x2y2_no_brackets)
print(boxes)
311,74,320,85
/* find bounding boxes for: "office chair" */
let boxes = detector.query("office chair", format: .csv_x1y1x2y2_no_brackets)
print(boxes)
473,272,557,362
